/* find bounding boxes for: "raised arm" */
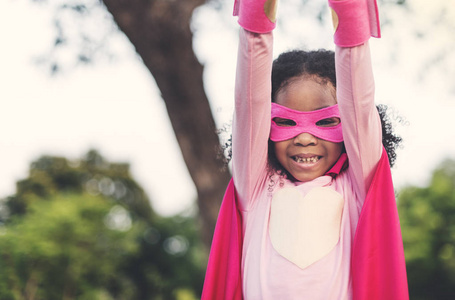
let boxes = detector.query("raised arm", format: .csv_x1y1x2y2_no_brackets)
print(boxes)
232,29,273,209
231,0,277,209
336,43,382,201
329,0,383,200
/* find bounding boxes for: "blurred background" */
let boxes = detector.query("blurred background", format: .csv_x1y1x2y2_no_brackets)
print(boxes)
0,0,454,299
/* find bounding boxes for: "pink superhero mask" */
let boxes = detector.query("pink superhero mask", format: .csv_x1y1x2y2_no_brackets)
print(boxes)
270,103,344,143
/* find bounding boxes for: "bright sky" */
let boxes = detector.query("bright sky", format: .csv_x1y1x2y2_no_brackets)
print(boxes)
1,0,454,216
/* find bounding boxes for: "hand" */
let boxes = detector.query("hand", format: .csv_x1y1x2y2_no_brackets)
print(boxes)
328,0,381,47
233,0,279,33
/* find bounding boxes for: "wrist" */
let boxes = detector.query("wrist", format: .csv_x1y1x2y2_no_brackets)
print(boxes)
233,0,278,33
329,0,381,47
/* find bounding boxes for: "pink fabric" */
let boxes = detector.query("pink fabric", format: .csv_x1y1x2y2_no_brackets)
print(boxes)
328,0,381,47
202,4,406,295
230,30,384,298
202,153,348,300
240,159,356,299
233,0,277,33
202,150,409,300
326,153,348,176
201,179,243,300
335,44,382,201
270,103,343,142
352,149,409,300
231,30,273,207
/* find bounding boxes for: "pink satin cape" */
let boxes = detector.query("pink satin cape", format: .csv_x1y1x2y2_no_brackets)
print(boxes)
201,148,409,300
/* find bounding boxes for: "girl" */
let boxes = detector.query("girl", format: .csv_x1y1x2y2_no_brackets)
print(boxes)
203,0,409,299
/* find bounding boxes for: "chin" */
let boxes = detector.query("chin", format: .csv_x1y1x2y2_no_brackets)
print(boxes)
288,170,323,182
294,174,320,182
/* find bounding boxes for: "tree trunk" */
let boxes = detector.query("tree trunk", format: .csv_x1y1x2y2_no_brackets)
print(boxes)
102,0,231,247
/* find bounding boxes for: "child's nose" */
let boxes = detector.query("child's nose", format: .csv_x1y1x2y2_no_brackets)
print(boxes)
293,132,318,146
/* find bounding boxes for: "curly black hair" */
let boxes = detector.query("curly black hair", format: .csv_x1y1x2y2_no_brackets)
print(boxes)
219,49,403,172
271,49,336,101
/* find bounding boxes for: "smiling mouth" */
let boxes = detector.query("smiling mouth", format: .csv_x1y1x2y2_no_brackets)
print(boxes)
292,156,321,163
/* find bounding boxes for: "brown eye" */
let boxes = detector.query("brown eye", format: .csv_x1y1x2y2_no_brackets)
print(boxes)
273,117,296,127
316,117,340,127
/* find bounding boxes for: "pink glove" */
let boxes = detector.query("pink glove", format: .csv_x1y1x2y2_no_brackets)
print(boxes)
233,0,278,33
328,0,381,47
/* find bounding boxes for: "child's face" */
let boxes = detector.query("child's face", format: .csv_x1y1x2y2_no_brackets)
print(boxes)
273,76,343,182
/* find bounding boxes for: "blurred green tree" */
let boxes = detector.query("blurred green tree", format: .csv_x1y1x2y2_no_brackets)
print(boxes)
0,150,206,299
398,159,455,299
4,149,152,222
0,194,140,299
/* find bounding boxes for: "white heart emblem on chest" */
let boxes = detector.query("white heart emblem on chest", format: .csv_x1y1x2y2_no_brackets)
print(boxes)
269,186,344,269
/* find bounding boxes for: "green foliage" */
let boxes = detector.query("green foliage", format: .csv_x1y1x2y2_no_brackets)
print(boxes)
0,194,139,299
398,159,455,299
123,213,206,300
0,150,206,300
4,149,153,223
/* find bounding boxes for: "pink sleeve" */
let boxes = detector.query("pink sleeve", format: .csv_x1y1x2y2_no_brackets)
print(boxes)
336,42,382,202
232,29,273,210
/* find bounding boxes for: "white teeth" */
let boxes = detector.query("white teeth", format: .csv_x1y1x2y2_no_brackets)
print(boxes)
294,156,319,163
